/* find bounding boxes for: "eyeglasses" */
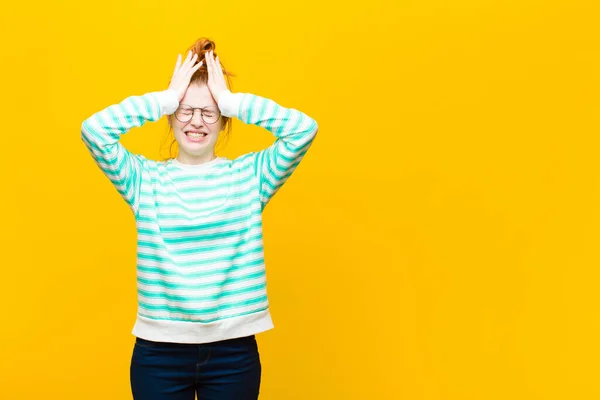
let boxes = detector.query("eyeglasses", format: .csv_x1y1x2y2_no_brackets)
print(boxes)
174,105,221,124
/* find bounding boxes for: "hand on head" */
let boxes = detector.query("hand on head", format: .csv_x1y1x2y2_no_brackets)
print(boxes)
204,50,228,104
168,51,203,102
168,50,228,107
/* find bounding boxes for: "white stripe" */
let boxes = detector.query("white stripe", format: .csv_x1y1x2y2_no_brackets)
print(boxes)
139,289,266,308
138,218,261,240
137,203,261,222
137,275,266,298
137,232,263,254
136,264,265,286
137,248,264,274
138,299,270,321
137,225,262,249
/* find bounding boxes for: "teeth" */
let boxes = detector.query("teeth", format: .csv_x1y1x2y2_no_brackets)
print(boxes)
187,132,206,139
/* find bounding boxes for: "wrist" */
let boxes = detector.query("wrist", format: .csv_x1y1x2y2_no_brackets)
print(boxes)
218,89,243,118
152,89,179,116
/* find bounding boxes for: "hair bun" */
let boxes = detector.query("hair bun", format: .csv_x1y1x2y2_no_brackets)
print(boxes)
187,38,216,66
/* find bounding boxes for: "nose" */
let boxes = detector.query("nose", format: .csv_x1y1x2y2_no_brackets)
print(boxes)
189,109,204,127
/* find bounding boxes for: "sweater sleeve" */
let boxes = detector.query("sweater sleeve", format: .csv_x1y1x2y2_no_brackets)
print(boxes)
219,90,319,209
80,89,179,213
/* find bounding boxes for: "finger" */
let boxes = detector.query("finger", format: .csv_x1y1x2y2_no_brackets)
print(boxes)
206,51,213,78
183,51,196,69
191,60,203,73
188,53,198,71
173,54,182,74
186,60,202,79
210,52,219,79
180,51,191,70
215,55,224,75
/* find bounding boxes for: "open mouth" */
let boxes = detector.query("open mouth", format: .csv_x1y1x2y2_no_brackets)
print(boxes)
185,131,208,142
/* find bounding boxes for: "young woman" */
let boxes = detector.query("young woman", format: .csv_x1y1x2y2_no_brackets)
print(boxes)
81,37,318,400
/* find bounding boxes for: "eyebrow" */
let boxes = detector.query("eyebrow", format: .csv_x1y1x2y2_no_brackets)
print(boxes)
179,104,217,109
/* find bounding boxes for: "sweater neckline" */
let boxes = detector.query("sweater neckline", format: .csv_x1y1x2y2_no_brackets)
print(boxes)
168,156,226,170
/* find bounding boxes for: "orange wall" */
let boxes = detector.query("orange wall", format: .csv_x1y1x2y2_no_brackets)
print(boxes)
1,0,599,399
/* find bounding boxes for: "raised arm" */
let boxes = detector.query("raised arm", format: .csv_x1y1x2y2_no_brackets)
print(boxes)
81,51,203,212
205,50,318,208
221,90,318,207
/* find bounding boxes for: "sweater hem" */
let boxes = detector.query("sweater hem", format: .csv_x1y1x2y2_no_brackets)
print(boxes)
131,308,274,344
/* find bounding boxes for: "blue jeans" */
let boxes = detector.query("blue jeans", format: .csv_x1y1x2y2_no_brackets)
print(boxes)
130,335,261,400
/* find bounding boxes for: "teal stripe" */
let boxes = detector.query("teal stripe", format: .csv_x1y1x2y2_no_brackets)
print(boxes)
257,114,283,131
273,150,295,165
267,153,292,175
281,137,312,157
286,110,305,139
138,294,268,316
123,105,135,125
276,108,293,136
126,98,146,126
138,282,265,302
138,305,268,323
141,242,263,265
260,176,277,192
137,270,265,291
137,220,260,242
91,145,122,166
137,232,263,256
142,96,155,121
245,96,258,125
100,108,123,140
164,234,263,256
307,118,318,133
89,113,114,143
150,171,252,193
137,246,263,271
106,106,124,136
264,159,302,195
82,132,129,190
140,200,249,212
138,233,262,255
81,133,105,157
268,149,305,181
235,152,254,165
138,200,258,215
139,181,255,199
141,213,259,234
256,97,269,126
156,172,254,191
81,122,106,146
137,256,264,277
239,94,252,121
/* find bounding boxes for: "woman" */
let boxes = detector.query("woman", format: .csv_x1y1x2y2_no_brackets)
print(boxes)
81,37,318,400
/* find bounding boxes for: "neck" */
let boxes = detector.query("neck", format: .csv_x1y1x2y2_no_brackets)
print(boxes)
176,151,217,165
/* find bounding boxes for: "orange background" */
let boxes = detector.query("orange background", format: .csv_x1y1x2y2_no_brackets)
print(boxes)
1,0,600,399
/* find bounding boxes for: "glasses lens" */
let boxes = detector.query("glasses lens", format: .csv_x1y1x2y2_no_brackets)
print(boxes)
202,107,220,124
175,106,193,122
175,106,220,124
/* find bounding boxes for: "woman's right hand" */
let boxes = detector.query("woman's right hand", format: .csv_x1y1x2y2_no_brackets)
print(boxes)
168,51,203,103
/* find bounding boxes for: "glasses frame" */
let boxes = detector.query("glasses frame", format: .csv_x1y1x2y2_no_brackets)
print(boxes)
174,104,221,125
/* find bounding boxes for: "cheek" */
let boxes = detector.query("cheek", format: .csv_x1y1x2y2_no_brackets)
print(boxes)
208,120,224,136
171,121,187,138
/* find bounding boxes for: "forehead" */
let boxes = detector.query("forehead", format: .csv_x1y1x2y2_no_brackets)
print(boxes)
180,84,216,107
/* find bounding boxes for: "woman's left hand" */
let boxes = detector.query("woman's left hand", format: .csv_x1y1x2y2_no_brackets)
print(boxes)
205,50,228,104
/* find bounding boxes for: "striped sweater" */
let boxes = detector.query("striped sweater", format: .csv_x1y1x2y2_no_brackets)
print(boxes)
81,88,318,343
